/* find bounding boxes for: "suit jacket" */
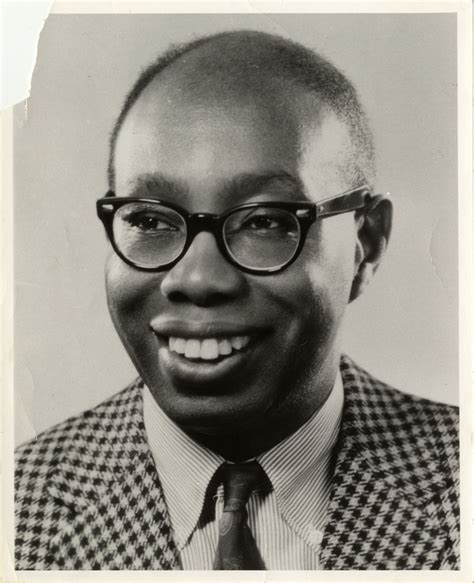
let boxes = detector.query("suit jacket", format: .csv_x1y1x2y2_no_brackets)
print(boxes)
15,355,459,570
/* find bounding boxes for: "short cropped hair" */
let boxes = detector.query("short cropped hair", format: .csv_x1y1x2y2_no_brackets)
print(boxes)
108,30,375,189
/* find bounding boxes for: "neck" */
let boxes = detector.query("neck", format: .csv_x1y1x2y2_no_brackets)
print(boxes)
186,368,337,461
187,417,304,461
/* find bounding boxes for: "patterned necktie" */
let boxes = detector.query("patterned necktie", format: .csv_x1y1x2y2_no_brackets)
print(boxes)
213,461,266,570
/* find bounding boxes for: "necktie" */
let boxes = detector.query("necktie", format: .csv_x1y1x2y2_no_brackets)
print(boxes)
213,461,266,570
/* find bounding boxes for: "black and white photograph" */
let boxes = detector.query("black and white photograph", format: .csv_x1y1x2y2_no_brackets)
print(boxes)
5,3,470,578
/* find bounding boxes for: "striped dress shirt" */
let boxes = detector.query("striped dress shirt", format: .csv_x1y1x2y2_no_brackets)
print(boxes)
143,374,343,570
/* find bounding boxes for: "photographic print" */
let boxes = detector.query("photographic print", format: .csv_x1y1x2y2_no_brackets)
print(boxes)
5,4,469,578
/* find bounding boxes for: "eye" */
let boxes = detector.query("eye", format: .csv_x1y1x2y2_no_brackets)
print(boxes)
127,212,178,232
225,207,299,241
241,212,285,231
116,203,184,234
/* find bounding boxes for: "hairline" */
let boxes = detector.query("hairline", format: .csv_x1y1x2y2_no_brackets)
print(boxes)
107,32,375,190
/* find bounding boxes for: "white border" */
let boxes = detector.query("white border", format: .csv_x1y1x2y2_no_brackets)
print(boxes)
2,1,472,582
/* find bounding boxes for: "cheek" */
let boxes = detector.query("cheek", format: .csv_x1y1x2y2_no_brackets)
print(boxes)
302,217,358,317
105,254,161,329
105,255,136,314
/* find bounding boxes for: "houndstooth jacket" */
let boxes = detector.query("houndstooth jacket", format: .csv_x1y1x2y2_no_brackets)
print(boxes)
15,355,459,570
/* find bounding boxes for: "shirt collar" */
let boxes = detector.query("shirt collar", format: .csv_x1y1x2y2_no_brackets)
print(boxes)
143,372,343,549
258,371,344,539
143,387,224,549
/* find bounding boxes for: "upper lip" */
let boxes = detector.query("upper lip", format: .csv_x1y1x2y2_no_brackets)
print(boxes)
149,317,266,339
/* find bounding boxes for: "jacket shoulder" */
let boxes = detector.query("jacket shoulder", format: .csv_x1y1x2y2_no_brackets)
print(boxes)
323,357,460,569
340,354,459,481
15,378,143,470
14,379,146,569
15,379,144,518
340,354,458,426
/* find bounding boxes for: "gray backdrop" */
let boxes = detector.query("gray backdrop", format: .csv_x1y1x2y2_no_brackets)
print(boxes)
14,13,458,446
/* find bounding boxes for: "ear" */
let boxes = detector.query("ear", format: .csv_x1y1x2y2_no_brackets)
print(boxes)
349,197,393,302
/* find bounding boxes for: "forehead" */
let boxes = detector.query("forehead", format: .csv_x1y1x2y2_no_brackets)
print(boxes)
114,73,352,206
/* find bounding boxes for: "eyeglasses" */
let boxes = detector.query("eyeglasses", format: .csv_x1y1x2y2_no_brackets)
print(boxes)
96,185,385,275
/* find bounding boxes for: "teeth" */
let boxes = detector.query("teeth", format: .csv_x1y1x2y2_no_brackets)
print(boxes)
184,339,201,359
174,338,186,354
200,339,219,360
218,339,232,355
168,335,250,360
231,336,246,350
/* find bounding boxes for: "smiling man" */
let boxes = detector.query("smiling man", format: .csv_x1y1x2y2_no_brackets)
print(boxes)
15,30,459,571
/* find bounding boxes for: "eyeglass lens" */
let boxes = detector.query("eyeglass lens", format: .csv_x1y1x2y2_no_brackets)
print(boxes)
223,207,300,269
113,202,301,270
114,202,187,269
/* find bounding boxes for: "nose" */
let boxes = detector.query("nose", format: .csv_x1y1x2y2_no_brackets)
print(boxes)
160,232,247,306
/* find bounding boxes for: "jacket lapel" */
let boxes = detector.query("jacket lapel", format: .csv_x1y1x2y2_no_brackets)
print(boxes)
46,381,180,570
319,356,451,570
44,361,453,570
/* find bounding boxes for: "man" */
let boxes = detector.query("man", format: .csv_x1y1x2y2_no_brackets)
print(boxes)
15,30,459,570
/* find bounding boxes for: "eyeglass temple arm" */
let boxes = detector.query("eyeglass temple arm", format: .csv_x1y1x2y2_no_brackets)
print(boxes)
316,187,387,219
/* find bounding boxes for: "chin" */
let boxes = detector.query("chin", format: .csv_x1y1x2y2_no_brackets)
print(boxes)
149,378,275,432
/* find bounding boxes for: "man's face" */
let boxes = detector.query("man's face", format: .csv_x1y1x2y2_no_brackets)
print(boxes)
107,76,361,440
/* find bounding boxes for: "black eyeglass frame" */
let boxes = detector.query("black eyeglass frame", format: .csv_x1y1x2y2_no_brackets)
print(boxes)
96,185,384,275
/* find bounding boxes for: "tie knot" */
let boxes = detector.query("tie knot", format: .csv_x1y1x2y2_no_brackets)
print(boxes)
220,461,264,512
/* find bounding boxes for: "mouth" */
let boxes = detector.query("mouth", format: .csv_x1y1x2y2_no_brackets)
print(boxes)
150,319,267,388
168,335,251,362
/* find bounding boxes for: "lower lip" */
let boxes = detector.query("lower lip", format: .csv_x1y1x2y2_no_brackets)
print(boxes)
156,337,261,390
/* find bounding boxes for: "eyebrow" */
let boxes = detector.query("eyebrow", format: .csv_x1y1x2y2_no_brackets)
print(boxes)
223,171,307,201
124,170,306,202
126,173,189,199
